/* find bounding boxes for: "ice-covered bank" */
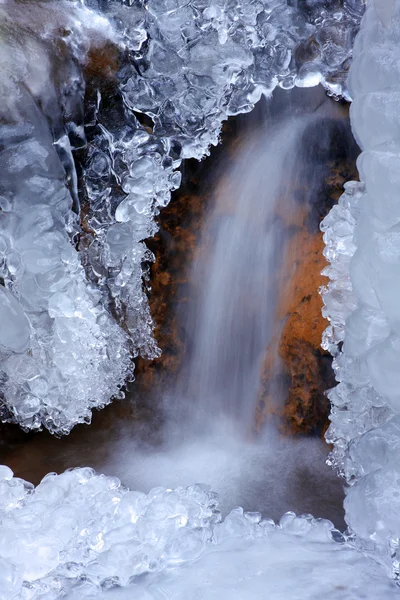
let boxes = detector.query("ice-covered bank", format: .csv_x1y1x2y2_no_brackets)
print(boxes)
0,1,133,434
321,0,400,577
0,466,397,600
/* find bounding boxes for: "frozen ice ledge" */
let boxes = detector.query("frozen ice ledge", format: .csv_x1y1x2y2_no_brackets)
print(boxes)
0,465,397,600
0,0,362,433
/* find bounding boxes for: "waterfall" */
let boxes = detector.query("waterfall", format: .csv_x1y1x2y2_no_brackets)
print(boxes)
100,91,347,526
166,89,344,434
174,116,304,430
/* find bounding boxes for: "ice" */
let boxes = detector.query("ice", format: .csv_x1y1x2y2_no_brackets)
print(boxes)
0,2,132,433
0,287,30,354
0,466,396,600
320,0,400,577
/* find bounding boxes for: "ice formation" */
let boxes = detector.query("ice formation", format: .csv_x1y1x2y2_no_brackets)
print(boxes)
0,0,362,433
0,465,397,600
0,1,133,433
320,0,400,577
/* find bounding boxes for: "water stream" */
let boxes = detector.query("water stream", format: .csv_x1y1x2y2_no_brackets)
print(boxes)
173,116,301,429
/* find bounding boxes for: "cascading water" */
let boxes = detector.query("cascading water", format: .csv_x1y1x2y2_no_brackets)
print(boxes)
173,89,353,435
101,90,350,526
174,114,302,429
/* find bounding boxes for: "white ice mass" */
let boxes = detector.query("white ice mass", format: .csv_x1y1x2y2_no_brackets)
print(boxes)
321,0,400,578
0,465,397,600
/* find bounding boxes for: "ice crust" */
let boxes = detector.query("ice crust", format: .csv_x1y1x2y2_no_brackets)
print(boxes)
0,0,362,433
0,465,397,600
320,0,400,577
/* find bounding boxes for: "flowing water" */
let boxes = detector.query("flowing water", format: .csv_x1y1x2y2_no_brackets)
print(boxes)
102,89,351,525
168,87,351,433
172,117,302,429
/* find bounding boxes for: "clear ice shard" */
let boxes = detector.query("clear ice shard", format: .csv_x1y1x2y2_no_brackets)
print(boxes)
0,466,397,600
320,0,400,577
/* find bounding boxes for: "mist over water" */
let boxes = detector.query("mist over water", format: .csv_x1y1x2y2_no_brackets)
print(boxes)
107,421,345,525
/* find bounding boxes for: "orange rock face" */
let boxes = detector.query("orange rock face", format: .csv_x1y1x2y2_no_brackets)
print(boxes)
256,229,333,434
256,153,358,435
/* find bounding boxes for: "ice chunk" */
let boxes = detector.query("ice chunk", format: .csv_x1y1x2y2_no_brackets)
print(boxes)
0,287,30,353
0,2,132,434
320,0,400,577
0,466,396,600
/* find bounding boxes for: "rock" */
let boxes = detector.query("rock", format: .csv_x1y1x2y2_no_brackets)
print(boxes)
256,109,359,435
